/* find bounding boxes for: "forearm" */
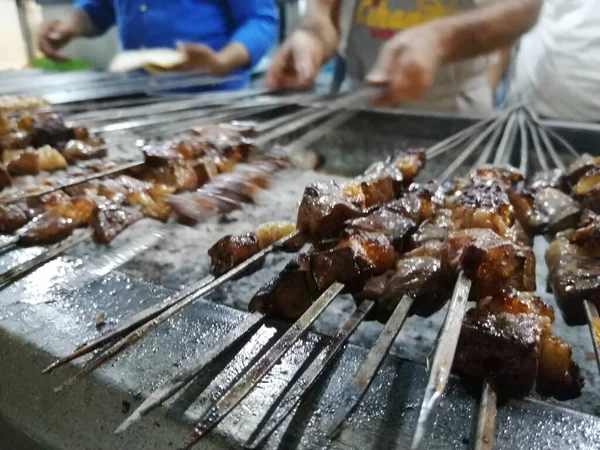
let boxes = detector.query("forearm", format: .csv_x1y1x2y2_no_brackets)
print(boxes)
488,46,512,94
65,8,100,37
297,0,341,60
215,43,250,75
435,0,542,63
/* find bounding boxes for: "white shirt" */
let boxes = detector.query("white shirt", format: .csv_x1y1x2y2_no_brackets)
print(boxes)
509,0,600,121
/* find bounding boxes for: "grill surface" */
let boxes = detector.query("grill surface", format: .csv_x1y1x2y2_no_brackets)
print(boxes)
0,107,599,449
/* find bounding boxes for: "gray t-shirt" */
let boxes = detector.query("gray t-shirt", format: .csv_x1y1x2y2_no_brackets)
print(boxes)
339,0,493,114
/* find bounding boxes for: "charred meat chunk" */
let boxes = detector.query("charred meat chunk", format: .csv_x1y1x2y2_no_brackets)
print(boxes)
456,309,543,397
529,169,565,191
62,139,108,162
142,143,185,166
471,164,524,188
569,211,600,256
384,194,422,223
448,228,536,300
411,208,453,246
508,188,546,234
355,161,404,206
408,181,445,221
137,160,198,192
0,130,32,150
30,115,74,149
309,230,396,291
45,196,96,227
0,204,29,234
566,154,599,185
546,235,600,325
249,254,322,321
534,187,581,235
581,184,600,214
572,167,600,198
376,255,453,320
91,204,143,244
389,149,426,184
346,209,416,251
452,182,515,238
17,212,76,246
296,181,365,241
536,334,584,400
0,166,11,191
208,233,263,277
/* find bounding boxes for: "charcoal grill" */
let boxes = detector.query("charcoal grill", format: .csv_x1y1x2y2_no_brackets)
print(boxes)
0,96,599,450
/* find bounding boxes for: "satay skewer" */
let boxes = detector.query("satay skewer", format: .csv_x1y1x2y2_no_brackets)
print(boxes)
524,112,600,376
46,99,376,384
411,108,521,450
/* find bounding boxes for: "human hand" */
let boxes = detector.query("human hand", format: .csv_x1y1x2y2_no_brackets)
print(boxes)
266,29,329,90
367,23,445,106
172,42,226,75
38,20,75,62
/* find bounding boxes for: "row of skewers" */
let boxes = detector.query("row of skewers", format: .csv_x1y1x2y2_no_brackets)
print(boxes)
0,93,596,449
28,104,596,450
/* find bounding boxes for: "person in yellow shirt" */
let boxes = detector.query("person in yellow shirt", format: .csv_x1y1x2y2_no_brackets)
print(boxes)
268,0,543,114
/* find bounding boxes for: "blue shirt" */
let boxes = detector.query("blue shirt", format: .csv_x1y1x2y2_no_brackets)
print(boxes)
73,0,278,90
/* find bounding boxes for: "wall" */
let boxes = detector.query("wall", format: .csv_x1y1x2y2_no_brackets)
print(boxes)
0,0,29,69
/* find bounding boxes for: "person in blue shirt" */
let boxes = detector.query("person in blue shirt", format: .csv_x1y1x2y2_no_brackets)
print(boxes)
38,0,278,90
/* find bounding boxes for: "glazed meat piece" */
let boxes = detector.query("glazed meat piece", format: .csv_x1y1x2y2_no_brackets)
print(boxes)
0,166,11,191
127,191,172,222
354,161,404,206
471,164,524,188
455,309,543,397
62,139,108,162
45,196,96,226
452,182,515,238
582,184,600,214
29,115,74,149
203,172,261,204
137,160,198,192
389,149,426,184
536,334,584,400
169,191,242,225
384,194,422,222
309,230,396,291
546,234,600,325
456,290,583,400
96,175,153,198
0,204,29,234
192,158,219,186
534,187,581,235
448,228,536,300
4,146,67,175
17,212,76,246
377,255,453,319
170,138,209,160
0,130,31,150
508,188,546,234
208,233,263,277
4,149,39,175
248,253,322,321
91,204,144,244
346,209,416,251
0,113,11,134
142,143,185,166
411,208,453,246
296,181,365,241
572,167,600,198
408,181,445,221
569,211,600,256
566,153,599,185
529,169,565,191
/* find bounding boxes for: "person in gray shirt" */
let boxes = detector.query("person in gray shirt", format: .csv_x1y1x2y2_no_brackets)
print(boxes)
268,0,543,114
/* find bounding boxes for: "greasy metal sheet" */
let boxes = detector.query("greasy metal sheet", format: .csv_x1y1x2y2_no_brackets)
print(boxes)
0,258,599,450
